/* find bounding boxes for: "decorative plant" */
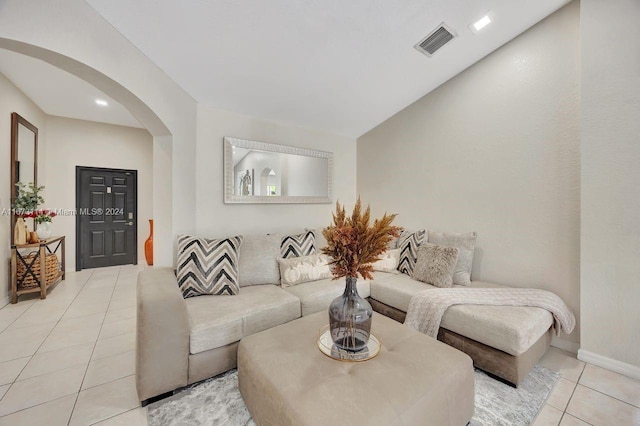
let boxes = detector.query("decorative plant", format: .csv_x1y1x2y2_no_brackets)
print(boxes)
13,182,45,217
322,198,402,281
27,209,57,224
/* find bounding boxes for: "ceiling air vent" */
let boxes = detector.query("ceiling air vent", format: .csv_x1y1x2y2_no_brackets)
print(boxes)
414,23,457,57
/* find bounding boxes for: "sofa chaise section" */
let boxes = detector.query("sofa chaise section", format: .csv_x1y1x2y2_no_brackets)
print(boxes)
369,273,554,385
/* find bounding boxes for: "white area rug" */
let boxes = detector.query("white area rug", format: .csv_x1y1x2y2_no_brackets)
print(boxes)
148,365,559,426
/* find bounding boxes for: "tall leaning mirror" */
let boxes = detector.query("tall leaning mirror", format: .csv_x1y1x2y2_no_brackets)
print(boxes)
224,137,333,204
10,112,38,241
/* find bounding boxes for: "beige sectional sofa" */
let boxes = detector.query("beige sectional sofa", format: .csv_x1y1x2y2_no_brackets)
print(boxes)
136,231,554,403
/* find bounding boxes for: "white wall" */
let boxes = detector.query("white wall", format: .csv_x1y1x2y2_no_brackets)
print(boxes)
0,72,47,306
580,0,640,372
196,105,356,238
357,2,581,347
44,116,153,271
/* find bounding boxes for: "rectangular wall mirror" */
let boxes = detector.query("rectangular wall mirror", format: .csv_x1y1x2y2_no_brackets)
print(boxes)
224,137,333,204
10,112,38,241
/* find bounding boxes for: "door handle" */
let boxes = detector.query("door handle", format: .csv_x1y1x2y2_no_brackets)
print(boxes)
126,221,133,226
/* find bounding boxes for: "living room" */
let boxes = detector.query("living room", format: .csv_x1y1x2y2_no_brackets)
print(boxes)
0,0,638,425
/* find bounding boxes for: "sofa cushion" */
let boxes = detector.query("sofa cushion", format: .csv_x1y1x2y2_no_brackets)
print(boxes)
370,273,429,312
185,285,301,354
281,230,316,258
283,277,371,316
176,234,243,297
370,275,553,356
238,234,282,287
438,299,554,357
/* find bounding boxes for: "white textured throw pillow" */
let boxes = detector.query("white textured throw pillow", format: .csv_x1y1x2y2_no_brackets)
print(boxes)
372,248,401,273
277,254,332,287
412,243,460,288
427,231,477,286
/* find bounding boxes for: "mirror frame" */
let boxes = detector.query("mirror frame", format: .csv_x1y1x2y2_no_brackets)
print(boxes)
10,112,38,241
223,137,333,204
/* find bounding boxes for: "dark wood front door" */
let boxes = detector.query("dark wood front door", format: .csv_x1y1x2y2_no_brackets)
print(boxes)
76,166,137,270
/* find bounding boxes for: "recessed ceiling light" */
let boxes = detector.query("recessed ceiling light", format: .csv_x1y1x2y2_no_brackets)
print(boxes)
95,99,109,107
473,15,491,32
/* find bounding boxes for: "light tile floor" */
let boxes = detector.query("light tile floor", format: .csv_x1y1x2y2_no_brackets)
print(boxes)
0,265,638,425
0,265,146,426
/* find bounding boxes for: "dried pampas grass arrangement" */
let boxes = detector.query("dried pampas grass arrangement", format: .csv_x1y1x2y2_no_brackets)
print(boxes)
321,198,401,281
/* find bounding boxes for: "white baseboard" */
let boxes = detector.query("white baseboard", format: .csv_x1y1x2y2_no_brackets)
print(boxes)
551,336,579,354
578,349,640,381
0,296,9,309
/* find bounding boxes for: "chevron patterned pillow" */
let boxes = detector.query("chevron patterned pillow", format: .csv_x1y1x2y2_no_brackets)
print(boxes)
280,230,316,258
176,234,244,297
397,229,426,276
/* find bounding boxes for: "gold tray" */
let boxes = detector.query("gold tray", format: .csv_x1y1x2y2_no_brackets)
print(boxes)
317,325,380,362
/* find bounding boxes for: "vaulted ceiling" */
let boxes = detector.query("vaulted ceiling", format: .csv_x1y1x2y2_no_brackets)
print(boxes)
87,0,570,137
2,1,572,136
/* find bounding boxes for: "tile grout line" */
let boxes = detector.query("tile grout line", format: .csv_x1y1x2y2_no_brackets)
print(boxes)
555,359,640,425
87,402,141,426
0,270,95,408
573,382,640,410
0,391,79,420
0,286,71,332
9,342,94,384
0,300,39,334
7,306,110,338
578,365,640,410
91,337,136,362
68,267,123,426
558,378,582,425
76,357,136,392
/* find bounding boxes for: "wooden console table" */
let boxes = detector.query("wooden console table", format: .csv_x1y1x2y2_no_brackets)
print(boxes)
10,236,65,304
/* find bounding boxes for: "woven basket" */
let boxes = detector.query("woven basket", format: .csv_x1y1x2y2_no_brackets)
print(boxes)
17,253,59,289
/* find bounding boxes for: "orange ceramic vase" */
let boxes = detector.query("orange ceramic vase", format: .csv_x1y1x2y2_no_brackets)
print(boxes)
144,219,154,266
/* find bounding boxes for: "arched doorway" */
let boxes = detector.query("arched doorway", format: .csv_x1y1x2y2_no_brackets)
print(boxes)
0,38,175,267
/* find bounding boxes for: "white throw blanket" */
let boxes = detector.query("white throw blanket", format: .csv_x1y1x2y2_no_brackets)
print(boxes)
404,287,576,338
